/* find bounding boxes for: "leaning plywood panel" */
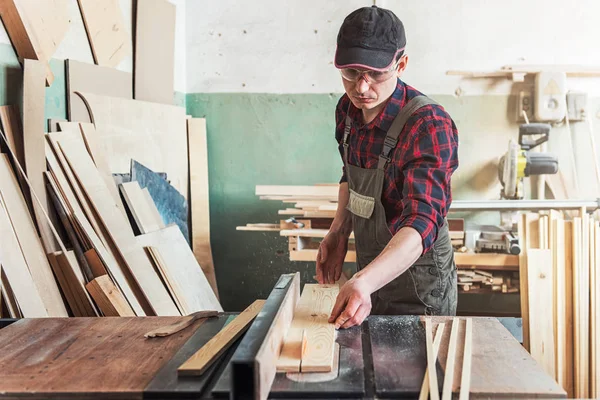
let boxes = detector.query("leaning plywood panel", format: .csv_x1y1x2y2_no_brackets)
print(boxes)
136,225,223,314
75,92,188,199
134,0,175,104
0,156,67,316
0,197,48,317
188,118,218,298
66,59,132,123
120,181,163,234
0,0,69,85
76,0,130,68
59,137,179,316
23,59,59,252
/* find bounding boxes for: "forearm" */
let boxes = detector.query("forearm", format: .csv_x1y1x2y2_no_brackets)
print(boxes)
353,226,423,293
330,183,352,237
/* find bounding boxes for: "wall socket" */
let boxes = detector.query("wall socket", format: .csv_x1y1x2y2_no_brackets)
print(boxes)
517,90,534,122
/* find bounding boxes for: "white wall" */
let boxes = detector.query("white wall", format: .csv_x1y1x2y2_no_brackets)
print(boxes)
186,0,600,96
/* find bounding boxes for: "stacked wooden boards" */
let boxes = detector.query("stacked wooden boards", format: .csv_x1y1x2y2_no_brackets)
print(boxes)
519,209,600,398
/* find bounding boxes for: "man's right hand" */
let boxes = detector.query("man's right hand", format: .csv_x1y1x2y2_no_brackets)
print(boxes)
316,231,349,284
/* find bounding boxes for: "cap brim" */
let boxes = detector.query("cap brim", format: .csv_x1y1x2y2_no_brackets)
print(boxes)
334,46,400,71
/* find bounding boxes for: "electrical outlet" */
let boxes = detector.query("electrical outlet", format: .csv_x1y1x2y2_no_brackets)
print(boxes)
567,91,587,121
517,90,534,122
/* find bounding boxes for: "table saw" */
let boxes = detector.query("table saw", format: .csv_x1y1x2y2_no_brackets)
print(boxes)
0,274,565,399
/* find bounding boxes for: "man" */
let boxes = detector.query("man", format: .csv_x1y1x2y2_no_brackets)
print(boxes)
316,5,459,329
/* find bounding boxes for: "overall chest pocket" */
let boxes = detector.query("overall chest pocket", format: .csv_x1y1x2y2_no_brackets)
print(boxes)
346,189,375,219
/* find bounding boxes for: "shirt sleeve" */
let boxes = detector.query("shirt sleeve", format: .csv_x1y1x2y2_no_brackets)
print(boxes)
335,95,349,183
392,108,459,254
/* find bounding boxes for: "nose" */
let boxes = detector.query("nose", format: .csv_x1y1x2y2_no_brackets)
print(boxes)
356,76,370,94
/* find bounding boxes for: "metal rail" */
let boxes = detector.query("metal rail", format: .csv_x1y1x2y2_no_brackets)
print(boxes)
450,199,600,212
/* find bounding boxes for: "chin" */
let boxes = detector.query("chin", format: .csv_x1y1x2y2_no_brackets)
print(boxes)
351,98,381,110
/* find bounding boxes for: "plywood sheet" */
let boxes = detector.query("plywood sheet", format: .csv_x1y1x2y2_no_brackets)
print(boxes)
66,59,132,123
136,225,222,314
134,0,175,104
77,0,130,67
75,92,188,198
120,181,163,234
187,118,218,297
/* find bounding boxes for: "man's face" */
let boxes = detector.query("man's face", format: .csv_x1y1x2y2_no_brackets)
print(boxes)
341,55,408,112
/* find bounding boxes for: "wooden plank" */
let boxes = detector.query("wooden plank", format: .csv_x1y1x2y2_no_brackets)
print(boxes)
23,58,59,252
442,318,460,400
0,317,201,396
573,217,583,397
591,220,597,398
135,225,222,314
0,105,25,172
290,249,356,263
59,137,178,316
277,284,339,372
178,300,265,376
554,218,569,393
595,221,600,398
527,248,556,379
581,213,590,397
459,318,473,400
120,181,163,234
142,188,164,229
134,0,175,104
86,275,135,316
564,221,575,398
0,196,48,317
144,246,186,315
256,185,339,198
84,249,108,278
425,318,440,400
76,0,130,67
47,251,83,317
280,229,355,239
0,267,21,318
0,155,67,316
58,251,97,316
419,323,445,400
66,59,132,122
0,0,70,85
188,118,218,299
74,92,188,198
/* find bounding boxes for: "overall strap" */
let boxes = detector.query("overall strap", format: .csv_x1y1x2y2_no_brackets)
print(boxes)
377,96,438,170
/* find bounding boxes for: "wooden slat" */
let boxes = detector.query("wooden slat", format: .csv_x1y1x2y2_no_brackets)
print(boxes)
120,181,163,234
23,58,59,252
0,196,48,317
59,137,178,316
58,251,97,316
134,0,175,104
564,221,575,398
178,300,265,376
554,218,569,393
76,0,130,67
590,220,597,398
0,0,70,85
86,275,135,316
581,212,590,397
0,155,66,316
84,249,108,278
290,249,356,263
74,92,188,198
277,284,339,372
188,118,218,299
419,323,445,400
142,189,164,229
442,318,460,400
135,225,222,314
66,59,132,122
594,221,600,398
0,268,21,318
425,318,440,400
144,246,185,315
527,248,556,379
0,105,25,174
459,318,473,400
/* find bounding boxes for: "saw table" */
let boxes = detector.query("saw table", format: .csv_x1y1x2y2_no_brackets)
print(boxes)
0,275,565,399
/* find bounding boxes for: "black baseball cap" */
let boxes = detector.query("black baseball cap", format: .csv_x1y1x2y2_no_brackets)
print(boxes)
334,5,406,71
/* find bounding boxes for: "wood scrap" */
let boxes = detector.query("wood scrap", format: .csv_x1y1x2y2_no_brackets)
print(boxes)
425,318,440,400
188,118,218,299
459,318,473,400
135,0,176,104
120,181,164,234
178,300,265,375
86,275,135,317
145,310,220,339
418,322,445,400
76,0,130,67
442,318,460,400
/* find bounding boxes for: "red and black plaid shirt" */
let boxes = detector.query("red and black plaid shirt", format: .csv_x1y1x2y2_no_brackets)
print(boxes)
335,79,459,254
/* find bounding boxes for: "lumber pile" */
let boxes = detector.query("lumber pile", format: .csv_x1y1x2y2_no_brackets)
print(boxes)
519,209,600,398
457,270,519,293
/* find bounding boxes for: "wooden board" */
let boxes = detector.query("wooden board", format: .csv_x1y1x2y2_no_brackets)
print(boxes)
59,137,179,316
277,284,339,372
0,0,70,85
188,118,218,298
135,225,223,314
134,0,175,104
0,317,202,397
143,188,164,229
86,275,135,316
0,155,67,316
0,196,48,317
120,181,163,234
76,0,130,68
75,92,188,198
527,249,556,379
23,58,59,252
66,59,132,122
144,246,186,315
178,300,265,376
0,105,25,173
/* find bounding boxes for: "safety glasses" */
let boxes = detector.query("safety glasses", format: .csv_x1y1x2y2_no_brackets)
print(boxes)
339,61,400,84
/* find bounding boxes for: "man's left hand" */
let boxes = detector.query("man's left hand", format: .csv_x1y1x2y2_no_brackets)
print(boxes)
329,276,373,329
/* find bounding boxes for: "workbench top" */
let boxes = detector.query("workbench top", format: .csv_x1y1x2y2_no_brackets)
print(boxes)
0,315,565,399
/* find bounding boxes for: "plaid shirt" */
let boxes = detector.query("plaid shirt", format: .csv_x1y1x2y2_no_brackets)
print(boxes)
335,79,459,254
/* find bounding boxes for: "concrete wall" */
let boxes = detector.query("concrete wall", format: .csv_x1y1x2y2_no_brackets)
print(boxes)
185,0,600,311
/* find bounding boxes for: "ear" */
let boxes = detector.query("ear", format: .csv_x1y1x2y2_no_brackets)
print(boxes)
397,54,409,77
